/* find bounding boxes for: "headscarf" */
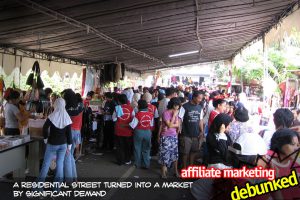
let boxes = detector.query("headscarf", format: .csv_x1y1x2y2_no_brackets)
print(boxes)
122,89,134,103
142,92,152,103
48,98,72,129
131,93,141,109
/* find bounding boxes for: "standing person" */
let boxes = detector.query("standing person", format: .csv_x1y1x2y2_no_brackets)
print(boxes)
113,94,135,165
208,98,227,128
4,90,26,135
122,88,134,103
83,91,95,107
158,97,181,178
202,92,214,136
180,91,204,169
261,108,294,149
138,86,143,95
143,92,159,155
130,100,154,169
206,113,233,169
40,88,53,115
38,98,72,189
45,93,59,117
143,92,159,119
102,92,115,151
158,88,177,118
131,93,141,113
227,105,253,143
63,90,84,183
150,89,159,103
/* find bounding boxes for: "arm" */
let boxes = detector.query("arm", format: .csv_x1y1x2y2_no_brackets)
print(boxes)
112,111,117,122
199,110,204,135
215,135,230,161
164,111,179,128
129,117,139,129
157,118,163,143
177,119,182,134
13,105,27,123
65,125,72,152
42,119,51,140
66,125,73,145
199,119,204,136
67,105,84,116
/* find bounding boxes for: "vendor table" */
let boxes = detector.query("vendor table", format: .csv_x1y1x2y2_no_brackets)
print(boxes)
0,139,41,178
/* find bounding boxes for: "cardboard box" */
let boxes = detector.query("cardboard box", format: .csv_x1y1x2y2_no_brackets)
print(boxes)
29,127,43,139
28,119,45,139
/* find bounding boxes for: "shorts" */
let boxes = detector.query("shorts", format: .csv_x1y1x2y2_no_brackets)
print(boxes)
180,136,200,155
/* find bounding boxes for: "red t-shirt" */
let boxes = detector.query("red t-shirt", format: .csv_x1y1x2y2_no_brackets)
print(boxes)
208,110,219,128
70,112,83,130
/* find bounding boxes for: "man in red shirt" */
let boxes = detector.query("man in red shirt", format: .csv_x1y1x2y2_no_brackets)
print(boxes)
208,98,227,129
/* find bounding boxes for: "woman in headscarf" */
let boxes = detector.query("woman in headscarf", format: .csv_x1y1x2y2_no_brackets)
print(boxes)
37,98,72,190
122,88,134,103
131,92,141,113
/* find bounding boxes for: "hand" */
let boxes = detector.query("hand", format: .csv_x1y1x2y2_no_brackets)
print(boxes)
199,132,204,139
173,110,179,116
220,124,226,134
157,136,161,144
66,145,72,155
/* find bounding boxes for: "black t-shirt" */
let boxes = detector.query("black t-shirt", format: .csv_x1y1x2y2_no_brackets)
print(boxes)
43,119,72,145
182,101,202,137
103,100,115,121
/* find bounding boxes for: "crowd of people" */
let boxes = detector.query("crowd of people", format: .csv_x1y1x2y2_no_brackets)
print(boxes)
1,84,300,199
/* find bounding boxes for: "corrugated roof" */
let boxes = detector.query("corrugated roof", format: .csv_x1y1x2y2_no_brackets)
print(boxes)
0,0,298,71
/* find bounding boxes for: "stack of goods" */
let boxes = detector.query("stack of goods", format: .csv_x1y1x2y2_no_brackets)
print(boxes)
0,136,8,150
3,136,23,146
18,135,31,143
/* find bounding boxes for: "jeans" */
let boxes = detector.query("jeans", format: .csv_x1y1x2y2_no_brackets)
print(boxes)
64,130,81,182
134,130,151,168
38,144,67,191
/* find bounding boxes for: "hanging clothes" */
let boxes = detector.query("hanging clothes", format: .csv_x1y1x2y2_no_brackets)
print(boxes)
115,63,122,82
121,63,125,80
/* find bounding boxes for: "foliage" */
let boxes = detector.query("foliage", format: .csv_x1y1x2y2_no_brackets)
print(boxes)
214,63,230,82
232,31,300,87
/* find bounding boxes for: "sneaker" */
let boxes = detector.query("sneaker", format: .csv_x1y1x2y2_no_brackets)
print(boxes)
125,161,132,165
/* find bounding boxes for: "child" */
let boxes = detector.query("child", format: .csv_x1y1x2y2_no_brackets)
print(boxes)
130,99,154,169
